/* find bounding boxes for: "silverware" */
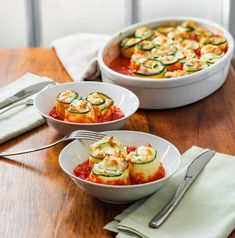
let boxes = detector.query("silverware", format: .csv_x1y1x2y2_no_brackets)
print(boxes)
149,149,216,228
0,82,55,115
0,81,53,109
0,130,105,157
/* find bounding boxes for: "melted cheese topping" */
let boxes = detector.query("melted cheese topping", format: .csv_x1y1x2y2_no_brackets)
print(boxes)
87,93,104,105
127,145,156,164
164,70,188,78
200,53,222,64
68,99,91,113
57,90,76,103
92,155,128,176
153,35,173,46
89,136,126,159
183,58,208,72
200,44,223,55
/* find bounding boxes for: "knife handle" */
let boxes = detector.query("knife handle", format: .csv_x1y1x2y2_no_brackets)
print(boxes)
149,178,191,228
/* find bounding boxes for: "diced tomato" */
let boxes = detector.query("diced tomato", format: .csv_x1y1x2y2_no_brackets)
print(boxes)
74,160,92,180
112,106,125,120
189,33,198,41
49,107,61,120
126,146,137,154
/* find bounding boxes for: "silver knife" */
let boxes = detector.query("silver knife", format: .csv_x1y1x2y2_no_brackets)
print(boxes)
0,81,53,109
149,149,216,228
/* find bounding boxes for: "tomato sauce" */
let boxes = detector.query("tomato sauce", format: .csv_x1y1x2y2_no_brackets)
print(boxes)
74,159,165,184
73,145,166,185
74,160,92,180
49,105,124,123
109,56,131,76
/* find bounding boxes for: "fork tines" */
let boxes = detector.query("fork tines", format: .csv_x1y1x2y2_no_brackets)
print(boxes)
70,130,106,140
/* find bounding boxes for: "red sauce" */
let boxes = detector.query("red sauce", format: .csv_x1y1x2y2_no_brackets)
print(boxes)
49,106,60,120
74,160,92,180
126,146,137,154
109,56,132,76
73,144,166,185
74,159,165,185
49,105,124,123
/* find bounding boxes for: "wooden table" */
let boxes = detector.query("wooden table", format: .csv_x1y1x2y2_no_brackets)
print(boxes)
0,48,234,238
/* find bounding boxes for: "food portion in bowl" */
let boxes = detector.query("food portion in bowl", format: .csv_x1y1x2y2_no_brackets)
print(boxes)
73,136,165,185
109,20,227,79
49,90,124,123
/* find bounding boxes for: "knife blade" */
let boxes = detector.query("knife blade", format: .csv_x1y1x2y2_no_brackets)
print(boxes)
0,81,52,109
149,149,216,228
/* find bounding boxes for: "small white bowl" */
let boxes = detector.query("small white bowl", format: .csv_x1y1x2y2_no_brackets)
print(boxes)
59,130,181,204
34,82,139,135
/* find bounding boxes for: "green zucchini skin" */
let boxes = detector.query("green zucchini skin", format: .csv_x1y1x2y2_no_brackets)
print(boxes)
134,27,154,40
56,90,78,104
136,40,154,51
130,150,157,165
91,169,122,177
135,60,165,76
86,92,106,106
67,100,92,114
121,37,142,49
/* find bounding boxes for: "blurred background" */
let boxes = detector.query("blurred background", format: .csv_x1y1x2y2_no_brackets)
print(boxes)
0,0,234,48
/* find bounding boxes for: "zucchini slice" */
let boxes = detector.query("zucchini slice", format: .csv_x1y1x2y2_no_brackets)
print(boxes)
158,55,178,66
183,58,209,72
136,40,154,51
132,146,157,164
95,92,114,111
181,21,198,31
153,35,173,46
88,136,126,160
135,60,165,76
151,45,177,58
177,25,194,33
200,44,223,55
200,53,222,64
156,26,174,35
127,145,161,184
88,155,130,185
135,27,154,40
175,49,196,60
56,90,78,104
67,99,92,114
180,39,199,50
87,92,106,106
209,35,226,46
121,37,142,49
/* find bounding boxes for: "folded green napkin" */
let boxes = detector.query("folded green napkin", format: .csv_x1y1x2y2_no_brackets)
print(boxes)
105,146,235,238
0,73,53,144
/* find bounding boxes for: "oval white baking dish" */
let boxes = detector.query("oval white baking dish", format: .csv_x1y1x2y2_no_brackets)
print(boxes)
98,16,234,109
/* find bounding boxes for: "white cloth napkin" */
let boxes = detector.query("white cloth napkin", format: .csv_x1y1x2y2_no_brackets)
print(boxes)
0,73,53,144
105,146,235,238
52,33,110,81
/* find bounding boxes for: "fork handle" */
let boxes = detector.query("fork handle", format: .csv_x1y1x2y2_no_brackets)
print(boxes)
0,137,68,157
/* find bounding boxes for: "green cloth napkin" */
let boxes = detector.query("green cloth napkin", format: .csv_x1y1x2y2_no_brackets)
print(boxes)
0,73,53,144
105,146,235,238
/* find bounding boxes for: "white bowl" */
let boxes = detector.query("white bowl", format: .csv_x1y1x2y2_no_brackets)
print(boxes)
34,82,139,135
98,16,234,109
59,130,181,204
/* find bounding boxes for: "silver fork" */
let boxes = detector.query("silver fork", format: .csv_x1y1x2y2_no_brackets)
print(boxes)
0,130,106,157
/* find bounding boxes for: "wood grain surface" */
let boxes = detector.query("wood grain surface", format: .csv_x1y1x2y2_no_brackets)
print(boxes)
0,48,234,238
